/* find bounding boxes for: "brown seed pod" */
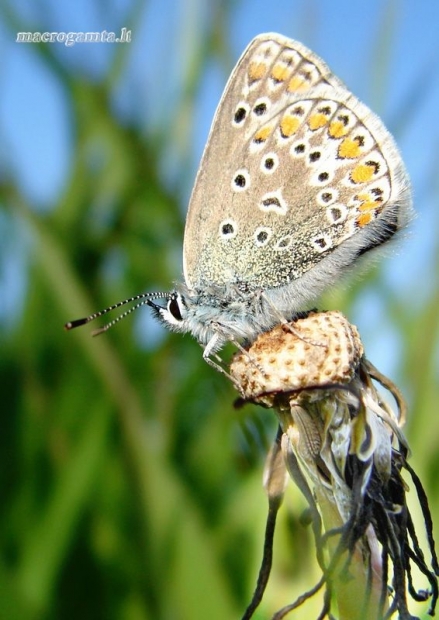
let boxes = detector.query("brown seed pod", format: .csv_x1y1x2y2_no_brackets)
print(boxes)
230,310,363,405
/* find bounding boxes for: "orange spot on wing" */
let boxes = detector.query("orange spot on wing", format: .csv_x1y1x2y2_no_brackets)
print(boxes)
338,138,362,159
356,212,373,227
359,200,381,211
271,64,290,82
254,126,272,143
308,113,328,131
328,120,348,138
356,192,383,213
280,116,300,137
248,62,267,81
287,75,308,92
350,164,375,184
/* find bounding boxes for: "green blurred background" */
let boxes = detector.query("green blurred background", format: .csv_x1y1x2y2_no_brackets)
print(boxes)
1,1,438,618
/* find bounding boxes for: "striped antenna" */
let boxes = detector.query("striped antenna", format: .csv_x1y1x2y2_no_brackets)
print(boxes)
64,292,170,336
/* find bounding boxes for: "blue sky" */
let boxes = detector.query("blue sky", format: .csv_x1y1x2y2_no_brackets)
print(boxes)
1,0,438,377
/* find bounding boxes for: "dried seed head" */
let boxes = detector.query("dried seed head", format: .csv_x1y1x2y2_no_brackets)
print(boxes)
230,310,363,403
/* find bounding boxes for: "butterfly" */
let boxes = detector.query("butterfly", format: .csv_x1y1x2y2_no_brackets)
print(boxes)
65,33,412,362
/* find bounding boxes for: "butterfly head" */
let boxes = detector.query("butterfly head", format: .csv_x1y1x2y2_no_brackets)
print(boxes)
148,282,281,356
148,291,188,328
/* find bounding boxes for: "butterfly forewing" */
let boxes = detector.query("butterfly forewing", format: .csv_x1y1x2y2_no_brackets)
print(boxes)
183,33,411,293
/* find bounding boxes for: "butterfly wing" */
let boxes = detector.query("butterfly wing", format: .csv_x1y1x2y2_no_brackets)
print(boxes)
183,33,412,294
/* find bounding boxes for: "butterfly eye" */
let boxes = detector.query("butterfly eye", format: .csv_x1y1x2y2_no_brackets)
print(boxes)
168,295,183,321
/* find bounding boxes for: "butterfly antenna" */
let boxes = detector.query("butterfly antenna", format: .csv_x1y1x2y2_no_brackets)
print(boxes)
64,292,170,335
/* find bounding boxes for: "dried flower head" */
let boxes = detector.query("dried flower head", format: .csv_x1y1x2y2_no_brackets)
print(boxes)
231,311,438,620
